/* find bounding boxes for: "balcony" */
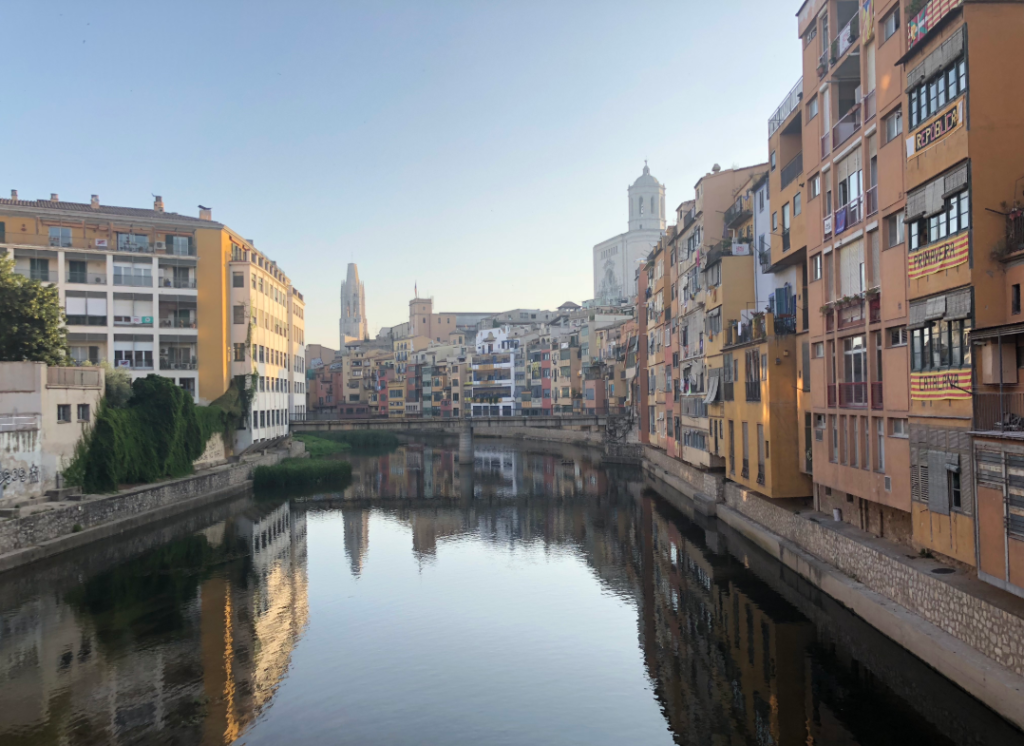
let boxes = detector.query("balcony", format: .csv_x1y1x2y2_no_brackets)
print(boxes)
826,309,835,332
837,300,865,330
832,14,859,63
865,185,878,217
871,381,883,410
47,367,102,388
838,382,868,408
780,153,803,190
159,277,197,289
160,317,197,329
745,381,762,402
818,51,828,79
724,199,751,229
113,274,153,288
160,357,198,371
827,384,837,407
832,103,862,150
974,393,1024,432
14,267,54,282
834,194,863,235
821,129,830,159
726,316,767,347
869,295,881,323
768,78,803,137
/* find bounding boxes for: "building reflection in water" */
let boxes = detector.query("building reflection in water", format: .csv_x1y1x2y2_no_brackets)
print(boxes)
0,499,308,746
0,438,1021,746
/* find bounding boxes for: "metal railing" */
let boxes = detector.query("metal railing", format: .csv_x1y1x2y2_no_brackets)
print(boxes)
826,309,835,331
833,13,859,60
745,381,762,402
865,185,878,217
160,318,197,328
837,300,865,329
780,152,803,189
869,295,881,323
838,381,868,408
160,358,198,370
974,393,1024,432
834,194,863,235
13,267,52,282
113,274,153,287
66,271,107,285
832,103,862,150
47,367,102,387
821,130,830,159
823,212,833,237
724,199,750,229
871,382,883,410
159,277,197,289
769,78,804,136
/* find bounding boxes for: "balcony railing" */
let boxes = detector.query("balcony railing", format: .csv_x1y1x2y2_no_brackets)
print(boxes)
871,381,883,410
865,185,878,217
47,367,102,387
745,381,762,402
818,51,829,78
825,309,835,332
869,295,881,323
864,89,876,122
66,271,107,285
832,103,862,150
768,77,803,136
114,274,153,287
159,277,197,289
724,199,751,229
780,153,803,190
833,13,859,61
838,381,868,408
160,318,198,329
834,194,863,235
974,392,1024,432
827,384,837,407
821,130,830,159
14,267,52,282
837,300,865,329
160,358,198,370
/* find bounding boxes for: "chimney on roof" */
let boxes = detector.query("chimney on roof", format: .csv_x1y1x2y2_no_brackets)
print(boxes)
50,193,59,202
198,205,212,221
91,194,100,209
154,195,164,212
10,189,17,200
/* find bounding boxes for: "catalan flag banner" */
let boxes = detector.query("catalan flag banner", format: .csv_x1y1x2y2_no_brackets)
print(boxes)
908,233,969,280
911,369,971,401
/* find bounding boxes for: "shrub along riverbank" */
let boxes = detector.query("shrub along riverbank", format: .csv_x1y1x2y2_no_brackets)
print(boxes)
293,433,351,459
253,459,352,492
304,430,399,449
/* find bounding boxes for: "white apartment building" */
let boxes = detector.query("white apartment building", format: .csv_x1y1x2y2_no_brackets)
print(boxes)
469,326,519,417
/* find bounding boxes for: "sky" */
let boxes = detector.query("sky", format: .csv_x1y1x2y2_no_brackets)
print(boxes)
6,1,802,346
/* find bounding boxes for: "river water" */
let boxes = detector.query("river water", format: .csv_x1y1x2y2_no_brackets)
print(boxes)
0,438,1020,746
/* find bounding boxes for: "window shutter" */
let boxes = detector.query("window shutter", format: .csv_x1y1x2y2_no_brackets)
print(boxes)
928,450,951,514
945,287,972,320
944,164,968,197
906,186,927,220
908,299,928,329
924,180,944,216
66,296,87,315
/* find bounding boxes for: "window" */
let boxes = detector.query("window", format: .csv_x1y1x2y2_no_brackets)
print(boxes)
811,253,822,280
57,404,71,423
890,418,908,437
116,233,149,252
1014,284,1021,315
830,415,839,463
884,108,903,143
813,342,824,358
810,174,820,199
807,95,818,120
234,343,246,362
77,404,90,422
886,212,905,248
770,151,777,171
875,418,885,472
882,6,900,41
48,226,72,247
772,212,778,231
758,190,765,211
910,318,972,372
233,272,244,288
910,57,966,129
30,258,50,281
814,413,825,442
888,326,908,347
233,305,246,324
794,192,802,216
909,189,968,250
948,469,962,510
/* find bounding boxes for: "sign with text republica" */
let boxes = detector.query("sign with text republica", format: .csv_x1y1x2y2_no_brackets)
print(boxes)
906,99,963,160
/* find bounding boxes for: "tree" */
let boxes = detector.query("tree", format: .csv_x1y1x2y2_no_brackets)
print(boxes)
0,256,69,365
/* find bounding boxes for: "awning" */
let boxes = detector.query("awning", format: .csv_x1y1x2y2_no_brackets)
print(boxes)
702,375,719,404
970,323,1024,341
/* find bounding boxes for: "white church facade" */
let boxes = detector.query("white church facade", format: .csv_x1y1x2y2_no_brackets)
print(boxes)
593,163,666,304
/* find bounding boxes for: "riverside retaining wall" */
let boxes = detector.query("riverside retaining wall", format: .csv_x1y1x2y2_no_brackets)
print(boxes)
724,482,1024,678
0,450,286,558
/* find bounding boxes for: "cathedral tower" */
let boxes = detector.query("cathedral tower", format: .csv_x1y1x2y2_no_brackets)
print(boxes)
340,263,367,345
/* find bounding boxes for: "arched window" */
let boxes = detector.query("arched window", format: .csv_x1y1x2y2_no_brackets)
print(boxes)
650,196,655,214
639,197,644,216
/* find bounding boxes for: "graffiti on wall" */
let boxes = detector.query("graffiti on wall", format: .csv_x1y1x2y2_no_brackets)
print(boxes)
1,465,40,487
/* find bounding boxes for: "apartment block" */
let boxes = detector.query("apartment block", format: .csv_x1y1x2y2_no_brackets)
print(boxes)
800,0,912,541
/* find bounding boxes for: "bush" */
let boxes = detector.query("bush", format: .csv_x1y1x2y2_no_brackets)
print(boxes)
309,430,399,449
66,375,229,493
294,433,351,459
101,362,133,408
253,458,352,493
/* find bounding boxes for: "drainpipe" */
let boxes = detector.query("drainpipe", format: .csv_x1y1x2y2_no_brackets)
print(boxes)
999,332,1004,432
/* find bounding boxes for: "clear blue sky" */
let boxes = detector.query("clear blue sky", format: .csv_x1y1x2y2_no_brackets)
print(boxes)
7,1,802,346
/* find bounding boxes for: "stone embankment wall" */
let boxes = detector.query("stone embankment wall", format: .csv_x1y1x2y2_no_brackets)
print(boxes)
473,425,604,447
643,446,724,504
724,482,1024,677
0,450,285,558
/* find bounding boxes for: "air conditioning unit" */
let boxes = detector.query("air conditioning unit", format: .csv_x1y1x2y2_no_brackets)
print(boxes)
154,241,166,251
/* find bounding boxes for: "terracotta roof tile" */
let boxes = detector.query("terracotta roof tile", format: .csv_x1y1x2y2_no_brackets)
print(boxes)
0,198,220,225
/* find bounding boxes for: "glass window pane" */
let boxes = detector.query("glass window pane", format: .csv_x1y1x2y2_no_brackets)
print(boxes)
961,191,969,228
937,76,946,107
959,60,966,91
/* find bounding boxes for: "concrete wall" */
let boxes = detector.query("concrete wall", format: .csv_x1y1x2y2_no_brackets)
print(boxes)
644,445,724,504
723,482,1024,678
0,449,285,565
